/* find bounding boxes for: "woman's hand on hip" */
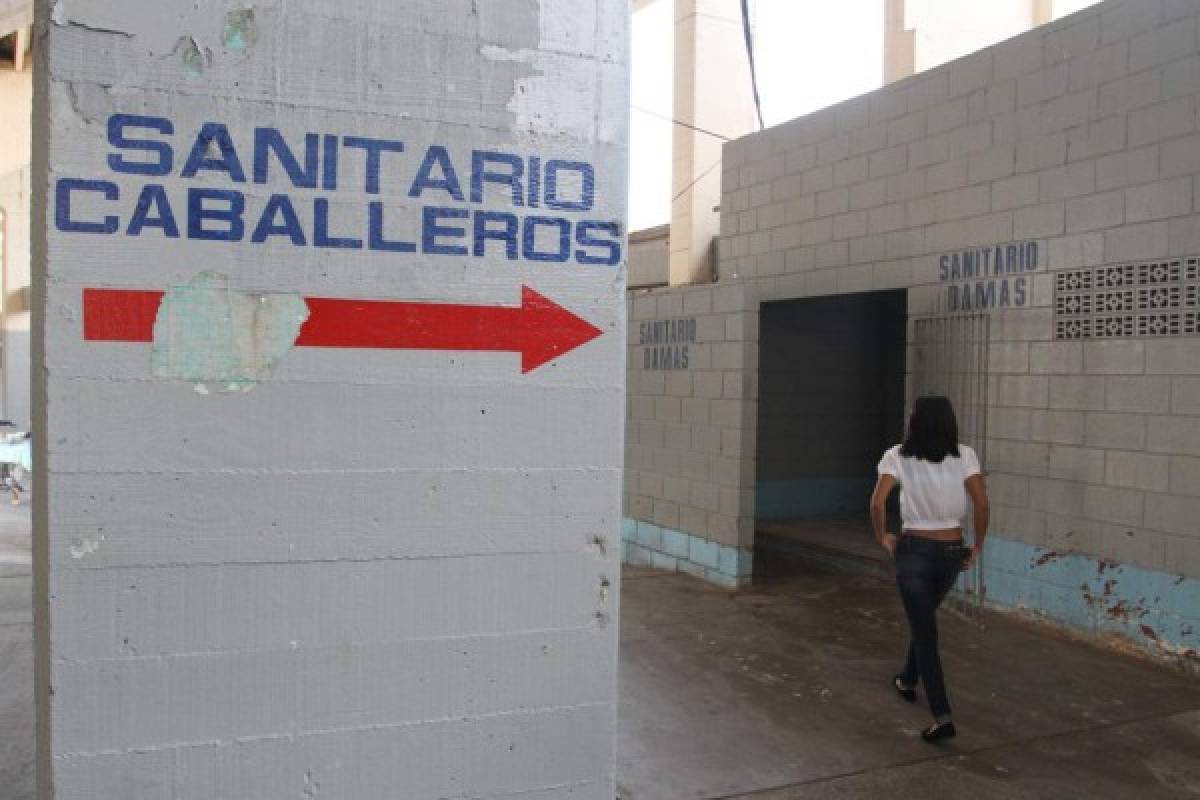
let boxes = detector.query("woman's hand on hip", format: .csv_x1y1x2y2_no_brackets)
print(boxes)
882,532,898,557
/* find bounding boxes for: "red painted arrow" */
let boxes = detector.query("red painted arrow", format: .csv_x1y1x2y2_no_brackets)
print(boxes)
82,285,603,373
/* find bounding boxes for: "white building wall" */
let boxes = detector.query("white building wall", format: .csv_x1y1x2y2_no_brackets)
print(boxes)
34,1,629,796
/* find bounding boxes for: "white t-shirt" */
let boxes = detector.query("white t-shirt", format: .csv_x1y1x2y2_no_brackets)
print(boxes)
877,444,982,530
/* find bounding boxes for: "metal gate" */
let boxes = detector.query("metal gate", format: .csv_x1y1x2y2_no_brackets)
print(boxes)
911,314,991,608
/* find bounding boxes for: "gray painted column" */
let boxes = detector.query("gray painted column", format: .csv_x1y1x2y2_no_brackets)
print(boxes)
32,1,628,796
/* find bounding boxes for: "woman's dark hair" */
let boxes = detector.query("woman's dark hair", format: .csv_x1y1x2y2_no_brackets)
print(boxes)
900,395,960,463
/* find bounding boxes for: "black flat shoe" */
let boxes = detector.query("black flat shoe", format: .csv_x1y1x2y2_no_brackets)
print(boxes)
921,721,956,742
893,675,917,702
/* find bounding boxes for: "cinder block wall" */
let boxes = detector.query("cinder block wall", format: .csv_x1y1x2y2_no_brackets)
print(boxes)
625,0,1200,661
624,283,757,587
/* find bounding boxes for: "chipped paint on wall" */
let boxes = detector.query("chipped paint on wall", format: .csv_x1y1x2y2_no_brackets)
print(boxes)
222,8,257,53
150,272,309,391
981,536,1200,666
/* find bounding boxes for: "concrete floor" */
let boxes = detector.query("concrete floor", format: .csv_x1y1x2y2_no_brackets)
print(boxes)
617,556,1200,799
2,505,1199,799
0,499,33,800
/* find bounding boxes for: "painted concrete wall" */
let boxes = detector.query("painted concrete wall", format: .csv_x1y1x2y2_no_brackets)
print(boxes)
0,59,31,429
33,1,629,797
625,0,1200,663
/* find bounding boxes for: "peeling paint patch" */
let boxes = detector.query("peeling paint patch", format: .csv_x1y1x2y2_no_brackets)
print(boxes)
175,36,213,77
223,9,258,53
69,536,104,559
151,272,309,391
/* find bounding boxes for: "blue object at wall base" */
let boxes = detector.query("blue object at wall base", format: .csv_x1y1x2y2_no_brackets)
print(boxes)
621,518,751,590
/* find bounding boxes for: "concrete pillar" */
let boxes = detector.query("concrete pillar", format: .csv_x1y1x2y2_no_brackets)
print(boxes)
884,0,916,84
1032,0,1054,25
670,0,757,286
32,1,628,797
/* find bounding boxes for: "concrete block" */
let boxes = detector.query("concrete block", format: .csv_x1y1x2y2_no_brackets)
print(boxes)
1098,69,1163,118
988,406,1033,440
927,159,970,193
1030,342,1083,374
1068,41,1129,92
949,50,994,97
991,174,1040,211
1106,451,1170,492
1031,410,1086,444
661,528,692,559
637,519,664,551
1169,455,1200,496
1067,116,1127,163
1147,340,1200,376
650,551,679,572
1129,97,1197,148
1039,161,1096,202
988,439,1051,477
969,145,1016,183
1048,445,1106,484
1084,412,1146,450
1104,221,1169,262
1015,202,1066,239
1066,191,1125,233
1016,133,1069,172
1145,493,1200,537
1164,534,1200,577
1172,377,1200,414
1126,177,1193,223
688,536,721,570
621,518,638,541
1050,376,1108,410
817,134,851,165
1128,17,1199,73
1163,54,1200,99
868,144,908,179
817,187,850,218
1084,341,1146,375
1101,0,1166,45
1018,64,1069,107
1046,16,1101,65
1084,484,1145,527
1160,134,1200,181
947,121,994,158
834,157,870,188
1168,215,1200,255
849,179,887,211
1031,477,1089,516
994,28,1046,81
1040,90,1096,135
1096,147,1160,193
928,98,969,135
1107,376,1171,413
987,81,1020,117
653,498,680,529
1148,416,1200,456
851,124,889,157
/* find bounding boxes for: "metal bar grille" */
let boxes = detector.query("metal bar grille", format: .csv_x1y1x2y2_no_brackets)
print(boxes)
911,314,990,609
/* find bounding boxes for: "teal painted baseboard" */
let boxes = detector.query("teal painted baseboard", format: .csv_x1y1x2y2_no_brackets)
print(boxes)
975,537,1198,664
621,518,751,589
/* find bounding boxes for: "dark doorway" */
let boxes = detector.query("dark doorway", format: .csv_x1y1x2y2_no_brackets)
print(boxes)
754,290,907,575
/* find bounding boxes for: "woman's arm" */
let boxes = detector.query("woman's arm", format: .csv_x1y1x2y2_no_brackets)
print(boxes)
964,473,990,567
870,473,898,555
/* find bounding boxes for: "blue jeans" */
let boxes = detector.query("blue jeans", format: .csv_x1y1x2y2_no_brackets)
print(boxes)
895,535,969,718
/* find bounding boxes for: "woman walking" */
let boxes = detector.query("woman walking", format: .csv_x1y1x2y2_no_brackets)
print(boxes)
869,395,990,742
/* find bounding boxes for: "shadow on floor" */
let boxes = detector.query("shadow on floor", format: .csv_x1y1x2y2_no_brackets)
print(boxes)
617,556,1200,800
